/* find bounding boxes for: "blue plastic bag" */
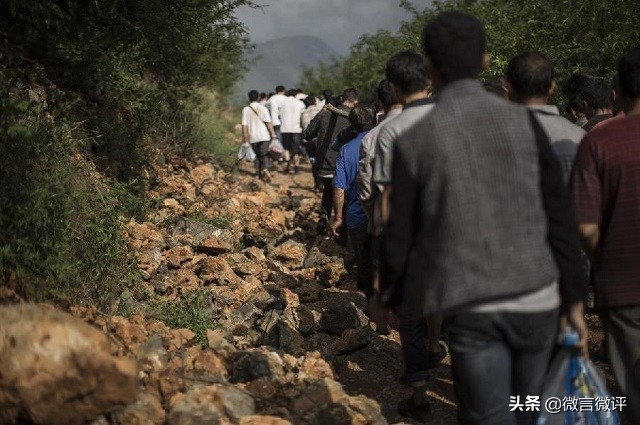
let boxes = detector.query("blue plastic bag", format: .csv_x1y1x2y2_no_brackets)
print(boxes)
536,331,620,425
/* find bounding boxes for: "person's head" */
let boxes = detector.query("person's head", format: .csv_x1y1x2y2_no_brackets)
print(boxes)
483,78,508,99
348,104,377,133
422,11,487,87
618,45,640,112
564,96,586,122
259,92,267,101
248,90,259,102
285,89,296,97
561,74,593,97
321,89,333,101
275,85,285,93
303,95,317,108
385,51,429,97
341,87,359,107
505,51,555,104
377,79,401,110
582,80,612,117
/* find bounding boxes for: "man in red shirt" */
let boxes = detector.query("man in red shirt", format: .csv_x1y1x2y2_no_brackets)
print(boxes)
572,46,640,424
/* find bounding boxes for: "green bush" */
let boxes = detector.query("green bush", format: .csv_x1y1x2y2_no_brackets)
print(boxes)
0,114,139,310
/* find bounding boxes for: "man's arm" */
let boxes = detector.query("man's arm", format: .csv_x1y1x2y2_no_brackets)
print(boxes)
572,133,602,264
242,125,249,143
302,111,322,141
530,112,589,355
380,143,420,307
266,122,277,140
329,188,346,236
330,150,348,236
578,223,600,262
358,132,377,208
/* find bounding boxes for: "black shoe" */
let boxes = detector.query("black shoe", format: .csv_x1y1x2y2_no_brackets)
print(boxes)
398,397,432,423
427,340,448,368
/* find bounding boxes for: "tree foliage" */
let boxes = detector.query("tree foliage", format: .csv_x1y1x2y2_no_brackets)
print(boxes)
299,0,640,101
0,0,253,308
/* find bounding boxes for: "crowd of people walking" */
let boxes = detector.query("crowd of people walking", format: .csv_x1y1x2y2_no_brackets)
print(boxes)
241,10,639,425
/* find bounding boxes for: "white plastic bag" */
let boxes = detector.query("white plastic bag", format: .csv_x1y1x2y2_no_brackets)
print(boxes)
268,138,284,159
238,142,256,162
536,331,620,425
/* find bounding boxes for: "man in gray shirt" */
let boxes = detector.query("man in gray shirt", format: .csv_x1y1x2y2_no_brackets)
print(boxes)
506,51,585,184
379,12,588,424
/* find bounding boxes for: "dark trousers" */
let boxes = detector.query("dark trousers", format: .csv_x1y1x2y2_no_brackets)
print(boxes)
347,222,373,298
603,305,640,424
318,176,346,246
447,310,558,425
398,300,429,384
250,141,269,176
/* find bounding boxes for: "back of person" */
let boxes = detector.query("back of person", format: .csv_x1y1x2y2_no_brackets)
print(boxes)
397,83,557,313
280,95,304,134
306,106,352,177
574,115,640,304
533,109,585,183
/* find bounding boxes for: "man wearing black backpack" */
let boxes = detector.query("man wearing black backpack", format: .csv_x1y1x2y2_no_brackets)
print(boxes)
303,88,358,241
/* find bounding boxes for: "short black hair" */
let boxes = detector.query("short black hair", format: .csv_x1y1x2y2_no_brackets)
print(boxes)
385,51,428,94
422,11,486,83
348,105,376,132
285,89,296,97
483,78,508,99
342,87,359,104
275,85,285,92
259,92,267,99
377,79,400,108
248,90,259,102
561,74,593,97
582,80,612,109
618,45,640,100
303,95,317,107
564,95,585,115
505,51,554,99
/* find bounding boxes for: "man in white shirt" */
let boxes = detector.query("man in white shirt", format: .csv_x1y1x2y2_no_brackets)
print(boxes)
242,90,278,180
279,90,306,173
268,85,287,143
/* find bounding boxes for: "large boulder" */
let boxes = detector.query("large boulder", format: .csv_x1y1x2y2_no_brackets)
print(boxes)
0,304,138,425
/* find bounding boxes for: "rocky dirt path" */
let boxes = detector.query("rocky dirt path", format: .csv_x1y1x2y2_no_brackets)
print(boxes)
1,154,613,425
245,162,459,425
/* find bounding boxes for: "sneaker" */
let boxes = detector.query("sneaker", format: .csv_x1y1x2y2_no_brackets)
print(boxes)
397,397,432,423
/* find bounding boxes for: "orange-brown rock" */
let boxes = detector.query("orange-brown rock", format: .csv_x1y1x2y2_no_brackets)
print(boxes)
0,304,138,425
239,416,292,425
197,235,232,256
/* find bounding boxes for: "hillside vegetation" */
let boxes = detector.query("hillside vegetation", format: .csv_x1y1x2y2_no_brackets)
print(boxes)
300,0,640,101
0,0,253,310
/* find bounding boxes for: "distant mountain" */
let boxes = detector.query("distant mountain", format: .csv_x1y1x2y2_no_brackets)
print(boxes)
233,35,337,103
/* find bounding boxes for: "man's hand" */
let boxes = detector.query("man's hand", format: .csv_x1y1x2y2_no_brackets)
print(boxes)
328,216,343,238
560,301,589,358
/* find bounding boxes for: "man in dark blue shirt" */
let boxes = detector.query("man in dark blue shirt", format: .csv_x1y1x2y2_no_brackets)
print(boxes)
330,105,377,298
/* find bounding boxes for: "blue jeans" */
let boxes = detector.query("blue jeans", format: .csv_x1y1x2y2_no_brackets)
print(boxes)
448,309,558,425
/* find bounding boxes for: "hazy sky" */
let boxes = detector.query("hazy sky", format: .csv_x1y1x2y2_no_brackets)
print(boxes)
236,0,432,55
